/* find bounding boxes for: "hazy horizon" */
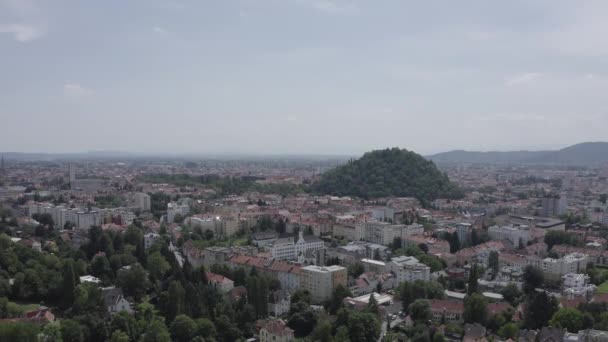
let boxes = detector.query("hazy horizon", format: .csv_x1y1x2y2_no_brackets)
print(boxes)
2,0,608,155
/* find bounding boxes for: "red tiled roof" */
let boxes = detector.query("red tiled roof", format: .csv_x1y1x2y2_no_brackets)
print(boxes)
487,303,512,315
206,272,233,284
430,299,464,314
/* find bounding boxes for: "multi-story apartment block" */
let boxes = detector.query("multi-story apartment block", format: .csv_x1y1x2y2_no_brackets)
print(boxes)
488,224,531,247
456,223,472,244
356,221,412,245
167,202,190,223
541,194,567,217
562,273,595,298
386,255,430,282
528,253,589,282
132,192,151,212
300,265,347,303
185,215,239,238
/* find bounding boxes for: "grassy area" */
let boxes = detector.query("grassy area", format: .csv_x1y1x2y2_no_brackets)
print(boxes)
3,301,40,318
597,281,608,294
11,302,40,312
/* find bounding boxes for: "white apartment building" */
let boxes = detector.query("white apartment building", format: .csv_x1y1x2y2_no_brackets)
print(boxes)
531,253,589,282
269,231,324,262
401,224,424,239
541,194,567,217
28,203,80,230
356,221,409,245
167,202,190,223
132,192,151,212
488,224,531,247
300,265,347,303
456,223,472,244
562,273,595,298
28,203,135,230
186,215,239,237
77,211,102,230
387,255,430,283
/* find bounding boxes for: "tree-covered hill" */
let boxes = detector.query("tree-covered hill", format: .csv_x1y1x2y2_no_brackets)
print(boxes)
311,148,463,200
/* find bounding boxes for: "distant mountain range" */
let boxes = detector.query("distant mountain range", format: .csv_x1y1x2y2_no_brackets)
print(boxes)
428,142,608,165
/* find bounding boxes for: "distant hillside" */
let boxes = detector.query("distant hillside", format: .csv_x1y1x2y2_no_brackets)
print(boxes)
428,142,608,165
312,147,463,201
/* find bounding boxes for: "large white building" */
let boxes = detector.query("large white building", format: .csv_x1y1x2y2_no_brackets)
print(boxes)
355,221,423,245
269,231,324,262
185,216,239,238
167,202,190,223
562,273,595,298
530,253,589,282
488,224,531,247
28,203,135,230
456,223,472,244
300,265,347,303
28,203,79,230
132,192,151,212
541,194,567,217
387,255,430,283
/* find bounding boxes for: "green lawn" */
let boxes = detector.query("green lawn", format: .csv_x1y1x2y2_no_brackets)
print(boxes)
3,301,40,317
597,281,608,294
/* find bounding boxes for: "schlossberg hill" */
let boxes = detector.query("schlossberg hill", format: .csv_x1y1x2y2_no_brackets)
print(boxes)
311,147,464,201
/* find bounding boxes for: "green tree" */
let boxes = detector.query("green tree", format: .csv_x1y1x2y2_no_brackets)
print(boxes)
60,319,84,342
215,314,242,342
42,322,63,342
348,263,364,278
524,291,559,329
550,308,585,333
409,299,432,322
498,323,519,339
147,252,170,281
335,326,351,342
167,281,185,321
523,266,544,293
366,293,379,315
0,322,40,342
116,263,149,300
464,293,488,325
348,311,380,342
110,330,129,342
500,283,523,306
195,318,216,340
311,320,333,342
449,231,460,253
170,315,197,342
488,251,499,277
328,284,352,315
142,319,170,342
62,259,78,309
110,311,139,341
433,333,446,342
544,230,576,250
247,275,270,318
90,255,112,283
467,264,479,295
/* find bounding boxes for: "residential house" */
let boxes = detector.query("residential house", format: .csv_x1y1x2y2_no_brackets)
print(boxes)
101,287,133,315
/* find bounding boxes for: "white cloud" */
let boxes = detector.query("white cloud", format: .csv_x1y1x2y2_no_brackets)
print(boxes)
294,0,357,14
477,113,546,122
63,83,92,99
0,0,46,42
0,23,44,42
153,26,168,35
505,72,542,86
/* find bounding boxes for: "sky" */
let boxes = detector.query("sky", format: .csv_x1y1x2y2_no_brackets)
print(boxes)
1,0,608,156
